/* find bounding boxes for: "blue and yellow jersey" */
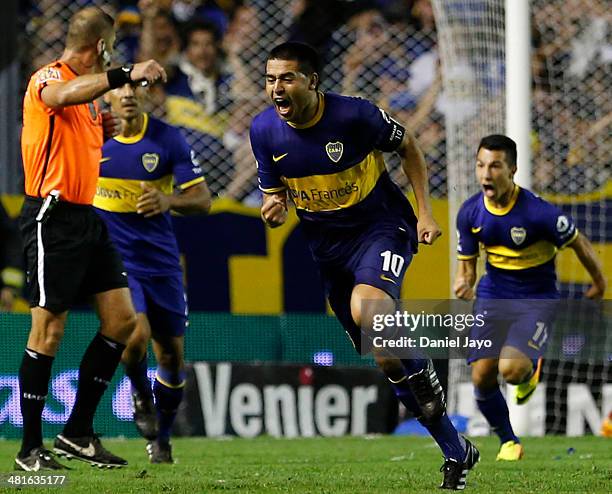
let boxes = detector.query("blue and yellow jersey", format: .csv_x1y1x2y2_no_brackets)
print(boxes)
250,92,417,261
94,114,205,275
457,186,579,298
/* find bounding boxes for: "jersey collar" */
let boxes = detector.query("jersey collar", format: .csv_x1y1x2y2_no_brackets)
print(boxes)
483,184,520,216
114,113,149,144
286,92,325,129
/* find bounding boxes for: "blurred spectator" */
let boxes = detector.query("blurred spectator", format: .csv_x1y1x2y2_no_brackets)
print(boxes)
287,0,345,55
166,22,229,115
223,4,268,99
137,0,181,71
0,201,23,312
114,6,142,63
171,0,235,35
338,8,392,98
165,19,232,138
223,96,269,204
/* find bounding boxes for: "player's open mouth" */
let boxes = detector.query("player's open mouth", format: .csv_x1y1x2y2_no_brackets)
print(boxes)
482,184,495,197
274,97,292,117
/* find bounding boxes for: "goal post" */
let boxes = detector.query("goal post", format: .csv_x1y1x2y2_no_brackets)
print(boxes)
505,0,532,189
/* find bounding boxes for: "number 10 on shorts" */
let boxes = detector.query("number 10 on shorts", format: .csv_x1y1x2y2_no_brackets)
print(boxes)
380,250,404,277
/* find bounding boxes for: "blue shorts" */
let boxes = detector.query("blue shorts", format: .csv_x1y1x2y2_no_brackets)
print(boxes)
467,298,558,363
319,222,416,351
128,272,189,337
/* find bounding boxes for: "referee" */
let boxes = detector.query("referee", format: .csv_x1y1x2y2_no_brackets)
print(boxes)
16,7,166,471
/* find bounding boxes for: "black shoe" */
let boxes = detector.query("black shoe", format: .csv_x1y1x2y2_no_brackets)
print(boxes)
146,440,174,464
54,433,128,468
439,438,480,490
14,447,70,471
407,360,446,423
132,392,159,440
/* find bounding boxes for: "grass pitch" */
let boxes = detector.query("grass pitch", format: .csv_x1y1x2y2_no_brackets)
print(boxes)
0,435,609,493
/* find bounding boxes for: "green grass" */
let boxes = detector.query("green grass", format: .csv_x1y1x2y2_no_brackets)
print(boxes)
0,436,610,493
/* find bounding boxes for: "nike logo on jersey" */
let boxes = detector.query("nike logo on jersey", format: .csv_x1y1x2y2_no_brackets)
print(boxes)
57,435,96,457
471,226,482,233
380,275,397,285
100,157,111,163
272,153,288,162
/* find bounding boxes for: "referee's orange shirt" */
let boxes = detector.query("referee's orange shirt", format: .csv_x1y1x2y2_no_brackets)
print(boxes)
21,61,103,205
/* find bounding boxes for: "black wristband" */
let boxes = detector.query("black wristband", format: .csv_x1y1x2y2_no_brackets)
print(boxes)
107,64,133,89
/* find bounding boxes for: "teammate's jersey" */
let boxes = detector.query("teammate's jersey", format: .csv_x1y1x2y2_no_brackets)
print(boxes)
94,114,205,275
22,61,103,204
456,186,578,298
251,92,417,262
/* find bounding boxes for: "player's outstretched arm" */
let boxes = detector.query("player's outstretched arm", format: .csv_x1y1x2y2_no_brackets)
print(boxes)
453,258,477,300
568,232,607,299
136,181,211,217
397,128,441,245
261,192,288,228
41,60,166,109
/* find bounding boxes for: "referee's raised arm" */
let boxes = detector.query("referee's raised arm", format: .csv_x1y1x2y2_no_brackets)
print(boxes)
35,3,166,109
40,59,166,109
38,6,165,110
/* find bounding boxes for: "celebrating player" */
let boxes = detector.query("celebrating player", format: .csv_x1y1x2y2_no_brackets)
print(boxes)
252,42,479,490
454,134,607,460
16,7,166,471
94,82,211,463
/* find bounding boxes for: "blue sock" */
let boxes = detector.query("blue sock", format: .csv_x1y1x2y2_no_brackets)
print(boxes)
126,355,152,399
475,386,519,444
153,367,185,444
391,376,466,461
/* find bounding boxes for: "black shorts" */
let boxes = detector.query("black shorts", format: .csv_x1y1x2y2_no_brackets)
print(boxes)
19,196,128,314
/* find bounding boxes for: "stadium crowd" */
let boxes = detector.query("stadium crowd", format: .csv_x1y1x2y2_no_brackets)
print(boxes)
18,0,610,205
3,0,608,314
20,0,449,203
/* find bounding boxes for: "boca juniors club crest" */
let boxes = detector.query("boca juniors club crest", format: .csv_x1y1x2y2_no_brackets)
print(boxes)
325,142,343,163
141,153,160,173
510,226,527,246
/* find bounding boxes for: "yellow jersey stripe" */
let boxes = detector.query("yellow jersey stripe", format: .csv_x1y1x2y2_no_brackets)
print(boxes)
94,175,173,212
485,239,557,270
283,151,385,212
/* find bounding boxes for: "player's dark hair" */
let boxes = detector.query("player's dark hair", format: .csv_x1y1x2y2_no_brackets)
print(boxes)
478,134,517,167
268,42,320,81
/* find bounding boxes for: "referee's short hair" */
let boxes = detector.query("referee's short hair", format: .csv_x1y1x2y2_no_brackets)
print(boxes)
66,7,114,50
478,134,518,167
